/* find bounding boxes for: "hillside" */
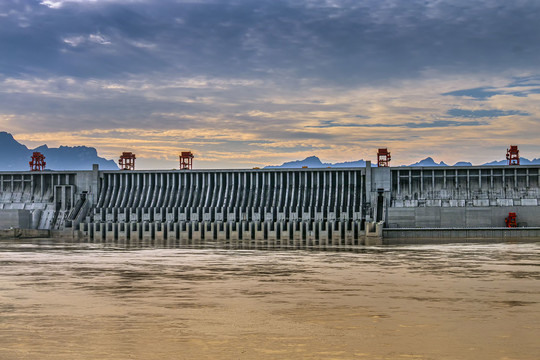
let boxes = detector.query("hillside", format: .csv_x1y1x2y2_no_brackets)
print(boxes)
0,132,118,171
265,155,540,168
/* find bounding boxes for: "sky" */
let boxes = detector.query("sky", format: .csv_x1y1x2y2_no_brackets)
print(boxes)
1,0,540,169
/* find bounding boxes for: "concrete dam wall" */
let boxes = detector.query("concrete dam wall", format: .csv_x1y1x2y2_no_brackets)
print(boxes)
386,167,540,228
1,163,539,245
0,171,89,230
89,168,368,247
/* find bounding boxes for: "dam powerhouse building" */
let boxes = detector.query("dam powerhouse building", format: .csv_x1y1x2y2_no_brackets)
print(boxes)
1,160,540,246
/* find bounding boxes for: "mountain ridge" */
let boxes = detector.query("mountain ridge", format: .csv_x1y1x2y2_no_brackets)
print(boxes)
0,132,118,171
2,132,539,170
265,155,540,168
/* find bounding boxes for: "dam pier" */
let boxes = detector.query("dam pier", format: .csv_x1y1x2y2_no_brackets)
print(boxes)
1,162,540,246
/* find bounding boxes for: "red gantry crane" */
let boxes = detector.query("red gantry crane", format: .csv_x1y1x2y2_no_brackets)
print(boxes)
377,148,391,167
505,212,517,228
29,152,46,171
118,152,136,170
179,151,194,170
506,145,519,165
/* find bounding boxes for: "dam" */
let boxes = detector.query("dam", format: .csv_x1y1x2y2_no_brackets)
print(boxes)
1,162,540,246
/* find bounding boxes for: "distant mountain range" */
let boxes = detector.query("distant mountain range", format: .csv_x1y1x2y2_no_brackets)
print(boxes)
265,156,368,168
2,131,539,171
0,132,118,171
266,155,540,168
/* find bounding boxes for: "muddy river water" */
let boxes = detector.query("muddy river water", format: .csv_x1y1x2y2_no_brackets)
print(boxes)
0,240,538,359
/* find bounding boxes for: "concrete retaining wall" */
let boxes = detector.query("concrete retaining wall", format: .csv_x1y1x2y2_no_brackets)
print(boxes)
0,228,50,239
387,206,540,228
383,227,540,244
0,209,31,230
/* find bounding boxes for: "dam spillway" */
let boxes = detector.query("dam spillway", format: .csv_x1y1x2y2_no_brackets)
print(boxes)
91,168,366,247
1,163,540,245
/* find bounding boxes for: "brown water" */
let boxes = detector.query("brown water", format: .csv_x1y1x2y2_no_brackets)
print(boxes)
0,240,538,360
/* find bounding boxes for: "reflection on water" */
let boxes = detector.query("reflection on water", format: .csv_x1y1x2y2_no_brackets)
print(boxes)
0,240,539,359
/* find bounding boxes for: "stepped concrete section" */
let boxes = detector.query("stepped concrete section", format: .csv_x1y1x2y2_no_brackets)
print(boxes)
1,163,540,245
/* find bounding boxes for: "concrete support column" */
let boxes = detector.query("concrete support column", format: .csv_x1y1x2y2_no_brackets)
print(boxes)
141,222,154,245
318,222,329,248
408,170,412,195
129,223,141,246
420,169,424,193
305,221,315,248
179,222,189,245
229,222,240,246
331,221,341,247
105,222,117,243
191,222,203,245
166,222,177,245
93,223,104,243
240,221,251,248
118,222,129,244
155,222,166,246
443,169,446,188
214,222,227,244
345,221,354,246
264,222,273,248
254,221,265,247
479,169,482,188
292,222,301,248
279,222,290,248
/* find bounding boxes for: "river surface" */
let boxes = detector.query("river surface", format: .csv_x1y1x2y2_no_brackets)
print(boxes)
0,240,539,360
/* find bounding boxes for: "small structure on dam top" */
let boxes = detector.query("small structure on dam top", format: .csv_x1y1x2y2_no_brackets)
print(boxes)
29,152,46,171
119,152,136,170
505,212,517,228
507,145,520,165
179,151,194,170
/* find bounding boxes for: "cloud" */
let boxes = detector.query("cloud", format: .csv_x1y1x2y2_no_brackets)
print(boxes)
404,120,486,128
443,83,540,99
310,119,487,128
40,1,64,9
88,33,111,45
63,36,86,47
62,33,111,47
0,0,537,82
2,71,539,168
446,109,530,118
442,87,501,99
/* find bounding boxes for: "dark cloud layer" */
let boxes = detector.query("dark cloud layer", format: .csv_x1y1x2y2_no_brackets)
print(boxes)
311,119,487,129
442,87,501,99
446,109,529,118
1,0,540,83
